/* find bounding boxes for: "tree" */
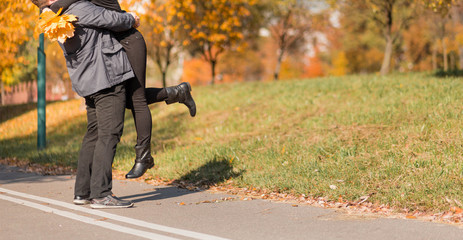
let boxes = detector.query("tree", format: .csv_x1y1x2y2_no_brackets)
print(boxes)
337,0,417,75
0,0,37,104
450,4,463,69
266,0,312,80
369,0,418,75
421,0,461,71
424,0,456,14
173,0,256,85
141,0,186,87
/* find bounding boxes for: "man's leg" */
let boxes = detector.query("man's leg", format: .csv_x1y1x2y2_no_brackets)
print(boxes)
73,97,98,203
89,83,126,199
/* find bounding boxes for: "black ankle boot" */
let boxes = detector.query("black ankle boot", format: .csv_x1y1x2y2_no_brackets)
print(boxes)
125,144,155,179
166,82,196,117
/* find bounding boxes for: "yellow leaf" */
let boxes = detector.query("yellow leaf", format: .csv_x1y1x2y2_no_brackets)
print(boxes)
35,8,77,43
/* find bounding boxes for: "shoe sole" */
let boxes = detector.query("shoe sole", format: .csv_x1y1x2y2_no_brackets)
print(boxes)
183,82,196,117
73,199,90,205
90,202,134,209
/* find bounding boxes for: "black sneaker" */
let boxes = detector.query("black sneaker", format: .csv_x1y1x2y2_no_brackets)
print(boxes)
90,195,134,209
73,195,90,205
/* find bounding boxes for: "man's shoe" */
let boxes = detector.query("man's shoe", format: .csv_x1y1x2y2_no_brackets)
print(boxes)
90,195,134,209
73,195,90,205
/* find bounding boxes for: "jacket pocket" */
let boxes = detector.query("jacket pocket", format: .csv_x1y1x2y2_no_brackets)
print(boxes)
101,43,132,83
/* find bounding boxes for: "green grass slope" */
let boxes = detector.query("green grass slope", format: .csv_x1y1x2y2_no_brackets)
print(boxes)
2,72,463,212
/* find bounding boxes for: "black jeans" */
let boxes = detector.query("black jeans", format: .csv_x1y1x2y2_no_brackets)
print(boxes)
74,83,126,199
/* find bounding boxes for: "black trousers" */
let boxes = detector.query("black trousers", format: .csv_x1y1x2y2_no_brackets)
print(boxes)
74,83,126,199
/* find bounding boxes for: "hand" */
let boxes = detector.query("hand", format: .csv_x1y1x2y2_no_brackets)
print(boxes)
42,7,52,13
129,12,140,28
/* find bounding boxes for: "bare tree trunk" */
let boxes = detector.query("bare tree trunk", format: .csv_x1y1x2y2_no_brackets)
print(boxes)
0,81,4,106
210,60,217,85
443,38,448,71
451,6,463,70
274,49,284,80
380,36,393,75
450,52,455,70
161,71,167,88
432,44,438,70
458,46,463,70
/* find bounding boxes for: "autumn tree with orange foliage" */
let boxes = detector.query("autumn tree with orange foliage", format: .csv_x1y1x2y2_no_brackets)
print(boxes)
173,0,256,85
0,0,37,104
140,0,186,87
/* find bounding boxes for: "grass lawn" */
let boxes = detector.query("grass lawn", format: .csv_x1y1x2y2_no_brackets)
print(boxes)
1,72,463,212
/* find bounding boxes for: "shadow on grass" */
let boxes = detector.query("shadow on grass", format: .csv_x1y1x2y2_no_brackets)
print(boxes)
0,112,88,169
0,103,194,174
174,157,245,188
433,69,463,78
0,102,39,124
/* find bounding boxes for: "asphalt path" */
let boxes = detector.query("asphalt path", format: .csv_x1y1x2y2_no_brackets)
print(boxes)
1,164,463,240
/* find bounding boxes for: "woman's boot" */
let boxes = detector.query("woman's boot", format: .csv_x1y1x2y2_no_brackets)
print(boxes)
165,82,196,117
125,143,155,179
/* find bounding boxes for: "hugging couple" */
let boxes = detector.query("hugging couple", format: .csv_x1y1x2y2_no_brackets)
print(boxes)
31,0,197,209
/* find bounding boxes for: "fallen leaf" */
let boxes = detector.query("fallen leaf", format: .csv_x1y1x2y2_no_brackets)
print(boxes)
329,185,337,190
406,215,417,219
450,207,463,214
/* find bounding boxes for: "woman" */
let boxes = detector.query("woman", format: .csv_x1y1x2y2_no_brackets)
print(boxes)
48,0,197,180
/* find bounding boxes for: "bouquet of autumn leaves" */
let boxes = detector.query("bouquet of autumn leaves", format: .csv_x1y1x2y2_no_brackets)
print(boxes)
34,8,77,43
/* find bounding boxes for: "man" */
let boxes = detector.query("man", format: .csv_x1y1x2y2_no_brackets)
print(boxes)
31,0,139,208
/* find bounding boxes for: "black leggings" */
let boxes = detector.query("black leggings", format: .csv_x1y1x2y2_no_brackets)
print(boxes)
114,29,167,147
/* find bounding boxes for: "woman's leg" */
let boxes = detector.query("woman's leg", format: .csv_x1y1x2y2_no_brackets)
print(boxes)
144,83,196,117
115,29,196,178
115,29,154,179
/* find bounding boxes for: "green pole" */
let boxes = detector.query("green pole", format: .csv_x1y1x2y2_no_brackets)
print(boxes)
37,32,46,150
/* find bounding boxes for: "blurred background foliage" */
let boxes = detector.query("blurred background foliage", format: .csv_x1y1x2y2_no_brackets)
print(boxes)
0,0,461,102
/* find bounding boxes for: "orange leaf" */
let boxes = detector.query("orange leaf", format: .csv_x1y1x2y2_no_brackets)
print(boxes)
35,8,77,43
450,207,463,214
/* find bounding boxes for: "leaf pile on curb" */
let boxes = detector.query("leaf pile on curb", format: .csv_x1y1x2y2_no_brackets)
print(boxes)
112,170,463,226
0,158,75,175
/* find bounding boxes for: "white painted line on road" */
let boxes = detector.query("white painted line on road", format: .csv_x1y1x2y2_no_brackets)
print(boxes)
0,194,179,240
0,187,230,240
